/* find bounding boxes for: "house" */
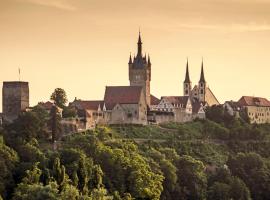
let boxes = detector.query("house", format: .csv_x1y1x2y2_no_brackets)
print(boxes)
192,101,205,119
237,96,270,124
224,100,240,117
149,96,193,123
70,99,106,130
104,86,148,125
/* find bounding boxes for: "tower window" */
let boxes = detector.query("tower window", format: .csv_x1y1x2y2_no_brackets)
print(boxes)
200,83,203,87
185,90,188,95
200,89,203,94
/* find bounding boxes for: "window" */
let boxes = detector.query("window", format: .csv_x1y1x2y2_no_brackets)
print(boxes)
200,89,203,94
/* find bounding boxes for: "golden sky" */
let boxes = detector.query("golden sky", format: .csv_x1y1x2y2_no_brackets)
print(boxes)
1,0,270,110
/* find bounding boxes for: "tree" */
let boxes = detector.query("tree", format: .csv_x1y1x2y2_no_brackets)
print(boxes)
227,152,270,200
175,155,207,200
0,136,18,199
50,105,62,142
50,88,68,108
207,182,231,200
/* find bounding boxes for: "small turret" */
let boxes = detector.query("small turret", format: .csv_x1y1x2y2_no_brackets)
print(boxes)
128,53,133,64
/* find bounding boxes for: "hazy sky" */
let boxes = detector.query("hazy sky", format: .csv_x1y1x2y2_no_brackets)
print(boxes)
1,0,270,111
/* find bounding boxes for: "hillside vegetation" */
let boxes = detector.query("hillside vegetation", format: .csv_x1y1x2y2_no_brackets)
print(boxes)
1,106,270,199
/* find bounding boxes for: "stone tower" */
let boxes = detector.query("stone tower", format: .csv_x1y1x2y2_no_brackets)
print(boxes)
2,81,29,122
198,60,206,103
183,59,192,96
129,32,151,106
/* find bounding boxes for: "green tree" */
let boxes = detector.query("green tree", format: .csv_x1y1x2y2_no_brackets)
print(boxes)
207,182,231,200
50,88,68,108
0,136,19,199
227,152,270,200
50,105,62,142
175,155,207,200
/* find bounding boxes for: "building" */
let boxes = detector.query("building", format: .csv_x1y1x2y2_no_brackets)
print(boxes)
149,96,193,123
70,99,106,130
237,96,270,124
104,86,148,125
224,100,240,117
2,81,29,122
183,59,219,106
129,32,151,106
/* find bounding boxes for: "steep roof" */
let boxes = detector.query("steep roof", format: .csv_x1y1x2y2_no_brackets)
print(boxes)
161,96,190,108
184,60,191,83
104,86,143,110
151,94,160,105
192,101,204,114
238,96,270,107
199,61,206,83
72,100,104,110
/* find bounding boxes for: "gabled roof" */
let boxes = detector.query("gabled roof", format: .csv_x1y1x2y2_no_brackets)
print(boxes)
104,86,143,110
161,96,190,108
205,87,220,105
238,96,270,107
151,94,160,105
192,101,204,114
71,100,104,110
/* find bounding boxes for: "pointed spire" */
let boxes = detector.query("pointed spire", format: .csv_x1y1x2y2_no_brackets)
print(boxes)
148,54,151,65
128,53,132,64
184,58,191,83
199,58,206,83
137,30,142,56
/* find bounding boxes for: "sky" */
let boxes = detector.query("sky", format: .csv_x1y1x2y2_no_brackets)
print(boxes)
1,0,270,111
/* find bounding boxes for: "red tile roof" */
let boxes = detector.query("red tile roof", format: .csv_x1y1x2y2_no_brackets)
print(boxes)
238,96,270,107
161,96,190,108
72,100,104,110
151,94,160,105
104,86,143,110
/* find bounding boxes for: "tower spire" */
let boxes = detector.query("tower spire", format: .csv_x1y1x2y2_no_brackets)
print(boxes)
137,31,142,56
199,58,206,83
128,53,132,64
184,58,191,83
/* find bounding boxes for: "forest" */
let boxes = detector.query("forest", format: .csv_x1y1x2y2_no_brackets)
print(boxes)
1,104,270,200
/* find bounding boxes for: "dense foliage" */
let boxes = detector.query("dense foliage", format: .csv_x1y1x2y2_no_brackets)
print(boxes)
1,106,270,199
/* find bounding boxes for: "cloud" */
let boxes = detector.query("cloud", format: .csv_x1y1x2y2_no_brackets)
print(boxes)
175,23,270,32
21,0,76,11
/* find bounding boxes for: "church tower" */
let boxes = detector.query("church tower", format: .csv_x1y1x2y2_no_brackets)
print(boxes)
129,32,151,106
198,60,207,103
183,59,192,96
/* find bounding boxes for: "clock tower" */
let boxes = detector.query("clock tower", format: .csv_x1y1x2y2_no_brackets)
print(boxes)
129,32,151,106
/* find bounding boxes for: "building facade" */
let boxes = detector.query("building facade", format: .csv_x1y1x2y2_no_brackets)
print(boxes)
237,96,270,124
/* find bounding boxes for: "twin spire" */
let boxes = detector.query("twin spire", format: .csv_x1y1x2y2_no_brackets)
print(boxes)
184,59,206,83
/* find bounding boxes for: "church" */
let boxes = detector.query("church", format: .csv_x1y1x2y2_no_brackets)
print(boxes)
69,32,219,128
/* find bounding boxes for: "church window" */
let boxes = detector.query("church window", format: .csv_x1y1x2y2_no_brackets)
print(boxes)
200,89,203,94
200,83,203,87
